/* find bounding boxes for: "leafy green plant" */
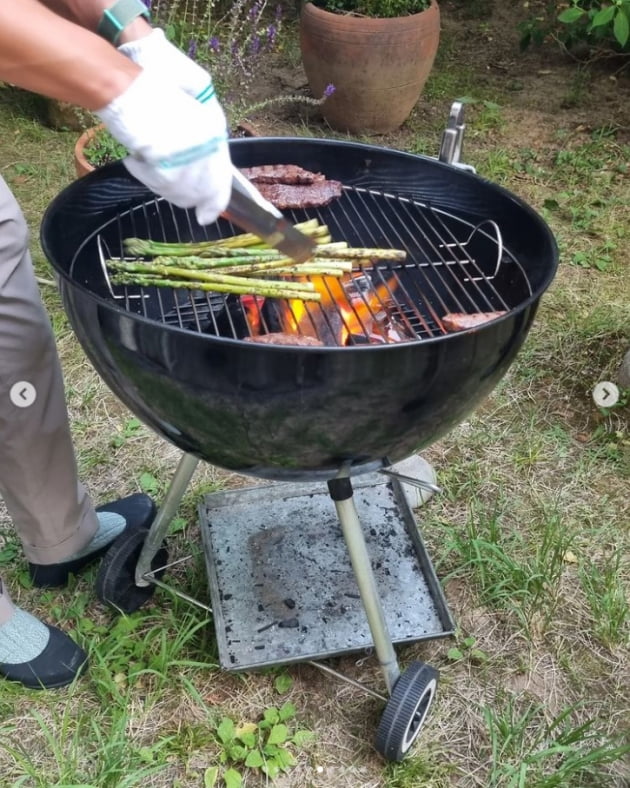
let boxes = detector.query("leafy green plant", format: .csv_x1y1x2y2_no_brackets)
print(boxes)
520,0,630,53
83,126,128,167
110,416,143,448
558,0,630,49
205,703,315,787
311,0,432,18
447,633,489,664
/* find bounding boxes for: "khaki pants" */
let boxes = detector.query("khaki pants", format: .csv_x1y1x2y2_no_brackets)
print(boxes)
0,177,98,624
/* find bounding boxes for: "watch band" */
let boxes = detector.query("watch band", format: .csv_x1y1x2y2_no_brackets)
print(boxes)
97,0,150,45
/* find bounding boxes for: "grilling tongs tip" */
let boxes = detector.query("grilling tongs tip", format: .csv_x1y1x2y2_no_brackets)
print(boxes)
222,168,317,264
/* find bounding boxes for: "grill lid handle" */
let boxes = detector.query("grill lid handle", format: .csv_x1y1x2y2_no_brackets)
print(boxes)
222,169,316,263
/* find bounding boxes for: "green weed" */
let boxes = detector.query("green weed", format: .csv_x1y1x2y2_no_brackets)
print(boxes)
441,501,574,630
483,697,630,787
579,550,630,647
205,702,315,786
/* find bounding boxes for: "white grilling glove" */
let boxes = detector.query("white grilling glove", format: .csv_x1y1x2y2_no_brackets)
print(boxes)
119,29,217,106
118,30,279,216
96,69,232,226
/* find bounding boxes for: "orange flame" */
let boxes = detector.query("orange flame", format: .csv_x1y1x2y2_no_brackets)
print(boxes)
285,273,395,345
241,295,264,335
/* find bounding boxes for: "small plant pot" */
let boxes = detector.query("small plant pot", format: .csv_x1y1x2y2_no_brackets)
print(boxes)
73,125,101,178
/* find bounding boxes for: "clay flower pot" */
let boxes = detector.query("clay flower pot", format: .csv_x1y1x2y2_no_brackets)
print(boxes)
299,1,440,134
73,125,101,178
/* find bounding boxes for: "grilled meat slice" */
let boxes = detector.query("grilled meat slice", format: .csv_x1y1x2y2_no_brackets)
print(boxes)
244,332,324,346
239,164,326,185
442,311,507,332
254,180,343,210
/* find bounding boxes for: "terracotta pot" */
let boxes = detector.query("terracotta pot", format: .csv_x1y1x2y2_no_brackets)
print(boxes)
73,125,101,178
299,1,440,134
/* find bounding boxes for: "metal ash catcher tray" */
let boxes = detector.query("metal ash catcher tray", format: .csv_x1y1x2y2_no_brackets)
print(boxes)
109,453,455,762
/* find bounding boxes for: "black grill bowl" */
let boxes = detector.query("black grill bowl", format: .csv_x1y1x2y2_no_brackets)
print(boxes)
41,138,558,481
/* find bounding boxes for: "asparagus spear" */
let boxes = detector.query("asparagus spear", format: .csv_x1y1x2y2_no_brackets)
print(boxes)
123,219,328,257
110,274,320,301
107,259,318,293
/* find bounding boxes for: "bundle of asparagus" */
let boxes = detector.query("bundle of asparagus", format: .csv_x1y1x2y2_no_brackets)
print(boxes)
106,220,406,303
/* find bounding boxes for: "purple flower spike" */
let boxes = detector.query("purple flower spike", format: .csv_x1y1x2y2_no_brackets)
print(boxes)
188,39,198,59
209,36,221,52
267,24,277,46
275,4,283,20
250,35,261,55
324,83,336,98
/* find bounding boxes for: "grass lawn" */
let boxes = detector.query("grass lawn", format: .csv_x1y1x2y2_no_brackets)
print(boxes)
0,3,628,786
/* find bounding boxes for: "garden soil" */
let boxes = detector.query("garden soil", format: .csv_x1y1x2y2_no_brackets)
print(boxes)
242,1,630,154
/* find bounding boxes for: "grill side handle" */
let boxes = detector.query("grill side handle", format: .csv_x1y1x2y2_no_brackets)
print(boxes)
438,102,476,174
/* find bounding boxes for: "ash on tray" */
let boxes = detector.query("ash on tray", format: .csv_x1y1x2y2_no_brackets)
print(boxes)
199,476,453,672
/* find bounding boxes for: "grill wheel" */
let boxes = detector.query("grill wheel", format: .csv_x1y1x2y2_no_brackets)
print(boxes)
96,528,168,614
375,661,439,761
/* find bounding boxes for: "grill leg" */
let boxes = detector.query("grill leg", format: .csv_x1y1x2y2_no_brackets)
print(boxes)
134,452,200,586
328,473,401,695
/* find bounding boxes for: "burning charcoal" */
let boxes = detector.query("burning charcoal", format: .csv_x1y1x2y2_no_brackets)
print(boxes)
200,295,250,337
346,333,386,346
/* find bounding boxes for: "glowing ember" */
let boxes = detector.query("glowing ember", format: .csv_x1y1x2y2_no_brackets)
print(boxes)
241,295,265,335
283,272,399,345
240,271,407,346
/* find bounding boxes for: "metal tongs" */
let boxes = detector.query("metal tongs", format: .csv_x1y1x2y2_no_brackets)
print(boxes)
222,168,316,263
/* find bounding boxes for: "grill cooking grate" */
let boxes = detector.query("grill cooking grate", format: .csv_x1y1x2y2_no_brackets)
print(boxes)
77,186,533,346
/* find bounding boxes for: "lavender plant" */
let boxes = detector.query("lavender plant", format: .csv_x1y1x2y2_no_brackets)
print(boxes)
145,0,334,127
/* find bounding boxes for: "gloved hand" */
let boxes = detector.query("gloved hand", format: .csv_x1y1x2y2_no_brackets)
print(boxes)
96,70,232,226
119,28,220,112
118,30,280,219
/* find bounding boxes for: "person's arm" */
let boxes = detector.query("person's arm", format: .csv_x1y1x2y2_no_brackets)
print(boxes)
0,0,141,109
38,0,152,45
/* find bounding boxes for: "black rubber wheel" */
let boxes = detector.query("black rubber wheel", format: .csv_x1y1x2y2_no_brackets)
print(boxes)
375,661,439,762
96,528,168,614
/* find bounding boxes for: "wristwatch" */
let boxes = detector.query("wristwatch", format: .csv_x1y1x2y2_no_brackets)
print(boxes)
97,0,151,45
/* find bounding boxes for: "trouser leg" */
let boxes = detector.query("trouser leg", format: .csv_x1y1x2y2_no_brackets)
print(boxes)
0,177,98,564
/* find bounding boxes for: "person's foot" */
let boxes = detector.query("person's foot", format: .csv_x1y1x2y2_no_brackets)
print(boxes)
28,493,156,588
0,607,87,689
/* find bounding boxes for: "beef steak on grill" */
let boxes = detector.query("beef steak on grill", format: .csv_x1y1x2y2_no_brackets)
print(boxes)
239,164,326,185
244,332,324,346
239,164,343,210
253,181,343,210
442,311,507,332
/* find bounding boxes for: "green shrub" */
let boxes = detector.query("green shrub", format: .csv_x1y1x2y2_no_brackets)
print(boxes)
311,0,432,19
520,0,630,54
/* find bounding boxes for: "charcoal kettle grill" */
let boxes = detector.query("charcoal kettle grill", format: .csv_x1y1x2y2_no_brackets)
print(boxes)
41,104,558,762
